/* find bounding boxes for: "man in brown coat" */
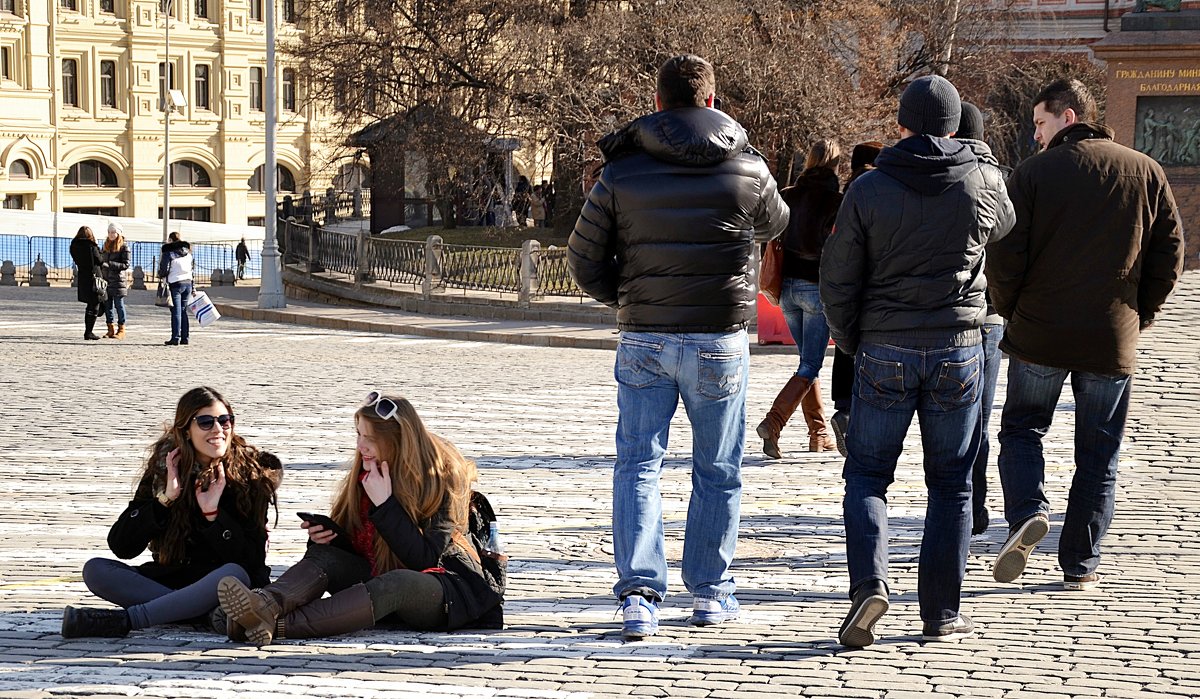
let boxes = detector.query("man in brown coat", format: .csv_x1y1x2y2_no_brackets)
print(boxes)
986,78,1184,591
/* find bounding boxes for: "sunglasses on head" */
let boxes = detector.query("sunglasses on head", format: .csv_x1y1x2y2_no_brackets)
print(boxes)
191,413,235,431
363,391,401,421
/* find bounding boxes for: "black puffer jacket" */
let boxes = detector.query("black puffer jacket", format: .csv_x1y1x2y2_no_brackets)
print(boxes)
101,243,130,299
820,135,1014,355
568,108,789,332
779,166,842,283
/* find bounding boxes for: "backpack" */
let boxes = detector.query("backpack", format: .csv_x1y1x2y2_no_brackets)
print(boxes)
467,491,507,599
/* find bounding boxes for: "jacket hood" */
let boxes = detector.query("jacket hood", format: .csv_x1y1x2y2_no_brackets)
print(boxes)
162,240,191,254
1047,122,1114,150
955,138,999,167
787,166,840,193
598,108,749,167
876,135,978,196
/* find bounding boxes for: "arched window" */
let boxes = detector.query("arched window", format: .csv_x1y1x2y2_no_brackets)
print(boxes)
333,162,370,190
64,160,118,187
161,160,211,187
249,164,296,193
9,159,32,179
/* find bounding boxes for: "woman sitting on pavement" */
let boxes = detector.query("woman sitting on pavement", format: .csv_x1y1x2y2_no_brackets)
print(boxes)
62,387,283,638
217,392,504,646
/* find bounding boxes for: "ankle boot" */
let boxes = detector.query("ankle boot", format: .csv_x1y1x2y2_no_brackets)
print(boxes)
104,323,116,338
218,559,328,646
801,379,838,452
209,604,246,642
755,375,812,459
115,324,126,340
276,583,376,641
61,606,131,638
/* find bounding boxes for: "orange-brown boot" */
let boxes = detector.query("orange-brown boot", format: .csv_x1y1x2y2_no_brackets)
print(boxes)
104,323,116,338
755,376,812,459
115,324,126,340
801,379,838,452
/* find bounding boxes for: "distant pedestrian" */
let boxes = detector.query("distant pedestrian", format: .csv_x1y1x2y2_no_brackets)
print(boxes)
68,226,103,341
756,139,842,459
987,78,1184,591
100,222,130,340
529,185,546,228
235,238,250,280
567,53,788,640
951,102,1010,536
61,387,283,638
216,392,504,645
159,232,193,346
541,180,556,225
821,75,1014,647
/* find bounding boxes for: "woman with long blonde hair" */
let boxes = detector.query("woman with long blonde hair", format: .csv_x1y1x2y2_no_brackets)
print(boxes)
217,392,503,645
63,387,282,637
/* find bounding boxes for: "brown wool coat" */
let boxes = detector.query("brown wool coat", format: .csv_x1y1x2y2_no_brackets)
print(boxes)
987,122,1185,376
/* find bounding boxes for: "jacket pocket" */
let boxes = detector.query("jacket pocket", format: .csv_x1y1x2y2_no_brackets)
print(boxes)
931,355,981,412
857,351,906,410
616,336,665,389
696,348,744,399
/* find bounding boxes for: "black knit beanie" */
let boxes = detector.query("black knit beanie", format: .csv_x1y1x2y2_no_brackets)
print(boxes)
898,75,961,136
956,102,984,141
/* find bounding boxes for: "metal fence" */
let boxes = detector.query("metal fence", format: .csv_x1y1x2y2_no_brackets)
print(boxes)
536,246,587,298
0,234,264,285
370,237,426,286
440,244,522,293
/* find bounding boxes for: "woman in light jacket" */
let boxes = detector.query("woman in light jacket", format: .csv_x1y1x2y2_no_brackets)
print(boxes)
159,232,193,345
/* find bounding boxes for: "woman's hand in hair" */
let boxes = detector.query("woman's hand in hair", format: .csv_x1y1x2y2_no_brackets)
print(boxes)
195,462,226,521
362,459,392,507
164,448,183,502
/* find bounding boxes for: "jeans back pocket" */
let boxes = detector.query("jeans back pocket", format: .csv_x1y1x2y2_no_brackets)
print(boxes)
696,349,745,399
857,351,906,410
932,355,981,412
616,336,666,389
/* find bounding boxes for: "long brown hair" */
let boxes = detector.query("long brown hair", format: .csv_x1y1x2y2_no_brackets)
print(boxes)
136,387,281,565
74,226,95,243
329,395,477,573
103,232,126,253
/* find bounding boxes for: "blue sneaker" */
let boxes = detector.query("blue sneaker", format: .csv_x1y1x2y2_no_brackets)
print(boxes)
690,595,740,626
620,594,658,640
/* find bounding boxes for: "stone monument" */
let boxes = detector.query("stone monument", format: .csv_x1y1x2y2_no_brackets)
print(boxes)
1092,10,1200,269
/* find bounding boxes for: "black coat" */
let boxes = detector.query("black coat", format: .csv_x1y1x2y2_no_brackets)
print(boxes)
69,238,102,305
779,167,843,283
101,244,130,298
567,107,789,332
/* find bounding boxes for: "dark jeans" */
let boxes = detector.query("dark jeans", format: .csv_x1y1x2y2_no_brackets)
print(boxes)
971,323,1005,526
996,356,1132,577
303,544,446,629
843,340,982,623
831,347,854,412
82,558,250,629
168,280,193,342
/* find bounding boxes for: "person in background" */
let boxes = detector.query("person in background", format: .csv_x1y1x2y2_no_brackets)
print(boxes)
69,226,104,341
235,238,250,280
100,222,131,340
756,139,842,458
159,232,193,346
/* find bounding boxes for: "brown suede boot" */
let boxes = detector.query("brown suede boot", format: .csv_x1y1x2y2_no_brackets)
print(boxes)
217,559,329,646
275,583,376,641
801,379,838,452
755,375,812,459
104,323,115,338
115,324,125,340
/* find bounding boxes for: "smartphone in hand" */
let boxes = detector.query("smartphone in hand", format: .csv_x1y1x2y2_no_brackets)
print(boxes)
297,512,347,538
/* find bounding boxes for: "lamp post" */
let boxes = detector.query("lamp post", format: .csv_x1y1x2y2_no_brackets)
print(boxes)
258,0,286,308
162,0,172,243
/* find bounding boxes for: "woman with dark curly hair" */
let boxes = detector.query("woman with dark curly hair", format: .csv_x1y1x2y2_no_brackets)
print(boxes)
62,387,283,637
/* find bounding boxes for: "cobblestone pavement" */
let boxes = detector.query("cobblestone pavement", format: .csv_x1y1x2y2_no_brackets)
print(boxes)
0,277,1197,699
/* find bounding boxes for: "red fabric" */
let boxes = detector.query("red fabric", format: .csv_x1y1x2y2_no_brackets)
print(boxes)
351,494,379,575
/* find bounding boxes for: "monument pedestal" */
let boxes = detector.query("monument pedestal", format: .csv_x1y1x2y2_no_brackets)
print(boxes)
1092,10,1200,269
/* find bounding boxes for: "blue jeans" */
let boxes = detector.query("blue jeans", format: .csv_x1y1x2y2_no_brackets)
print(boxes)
612,330,749,601
103,295,127,325
780,277,830,380
996,356,1132,577
169,280,193,342
843,340,982,623
972,323,1005,523
82,558,250,629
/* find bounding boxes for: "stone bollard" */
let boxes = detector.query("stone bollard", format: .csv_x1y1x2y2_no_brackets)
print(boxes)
29,258,49,286
519,240,541,307
0,261,16,286
131,266,147,290
422,235,443,299
220,269,236,286
210,270,227,287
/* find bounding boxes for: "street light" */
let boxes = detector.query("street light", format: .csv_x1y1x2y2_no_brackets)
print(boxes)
161,0,177,244
258,0,286,308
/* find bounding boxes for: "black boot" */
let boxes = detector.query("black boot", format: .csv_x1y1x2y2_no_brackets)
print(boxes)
83,312,100,341
61,606,131,638
276,583,376,641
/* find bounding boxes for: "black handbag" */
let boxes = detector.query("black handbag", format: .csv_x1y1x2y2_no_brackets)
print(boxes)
92,272,108,303
155,280,172,308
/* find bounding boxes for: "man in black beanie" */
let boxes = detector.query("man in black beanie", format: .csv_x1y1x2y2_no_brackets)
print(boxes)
820,75,1014,647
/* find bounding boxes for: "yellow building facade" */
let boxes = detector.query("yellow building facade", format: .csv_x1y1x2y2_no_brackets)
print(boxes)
0,0,351,226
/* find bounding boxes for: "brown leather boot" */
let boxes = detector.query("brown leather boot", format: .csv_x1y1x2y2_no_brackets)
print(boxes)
275,583,376,640
115,324,125,340
104,323,116,338
801,379,838,452
755,375,812,459
218,559,329,646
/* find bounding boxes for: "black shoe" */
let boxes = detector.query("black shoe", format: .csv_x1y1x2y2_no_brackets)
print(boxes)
164,339,180,346
972,507,989,536
830,410,849,458
84,333,101,341
61,606,131,638
180,338,189,345
922,614,976,642
838,581,889,648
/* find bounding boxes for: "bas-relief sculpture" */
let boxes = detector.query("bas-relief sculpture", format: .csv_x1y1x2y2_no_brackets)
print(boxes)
1134,0,1182,12
1136,98,1200,166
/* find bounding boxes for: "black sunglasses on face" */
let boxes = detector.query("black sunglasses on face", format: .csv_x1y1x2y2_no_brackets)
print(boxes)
192,414,235,431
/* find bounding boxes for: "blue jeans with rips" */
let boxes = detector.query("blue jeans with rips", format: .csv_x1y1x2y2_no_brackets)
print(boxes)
612,330,749,602
972,323,1005,526
843,340,983,623
169,280,193,342
780,277,830,381
996,356,1132,577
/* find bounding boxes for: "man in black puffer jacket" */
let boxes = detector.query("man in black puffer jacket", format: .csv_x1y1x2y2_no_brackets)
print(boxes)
820,75,1014,649
568,54,787,641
